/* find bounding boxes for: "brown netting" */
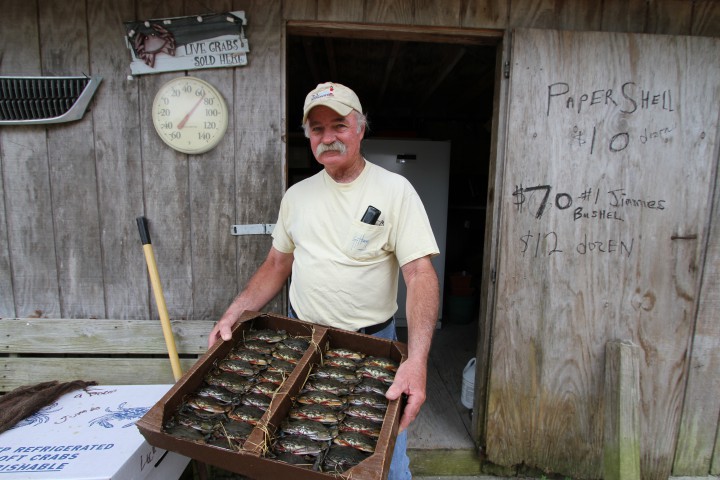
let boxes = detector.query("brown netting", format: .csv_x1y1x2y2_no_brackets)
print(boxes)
0,380,97,434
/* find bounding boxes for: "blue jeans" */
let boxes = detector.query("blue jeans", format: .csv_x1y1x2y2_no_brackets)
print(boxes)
288,307,412,480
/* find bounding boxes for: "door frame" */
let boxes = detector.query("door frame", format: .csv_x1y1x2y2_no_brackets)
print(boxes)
284,20,507,448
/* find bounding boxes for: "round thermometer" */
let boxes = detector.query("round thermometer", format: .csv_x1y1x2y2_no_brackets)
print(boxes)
151,76,229,154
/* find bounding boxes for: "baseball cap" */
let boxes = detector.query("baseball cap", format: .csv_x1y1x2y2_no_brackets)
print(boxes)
302,82,363,123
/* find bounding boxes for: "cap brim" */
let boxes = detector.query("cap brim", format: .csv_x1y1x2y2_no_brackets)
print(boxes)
302,99,355,123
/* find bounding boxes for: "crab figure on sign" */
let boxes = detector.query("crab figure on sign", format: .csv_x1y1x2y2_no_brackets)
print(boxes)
124,11,250,76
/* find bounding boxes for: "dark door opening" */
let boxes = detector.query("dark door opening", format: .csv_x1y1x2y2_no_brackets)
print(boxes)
285,30,497,449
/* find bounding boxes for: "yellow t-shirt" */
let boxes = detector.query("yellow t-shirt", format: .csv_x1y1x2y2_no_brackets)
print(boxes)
272,160,439,331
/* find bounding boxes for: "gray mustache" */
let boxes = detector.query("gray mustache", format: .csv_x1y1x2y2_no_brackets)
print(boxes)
316,141,347,156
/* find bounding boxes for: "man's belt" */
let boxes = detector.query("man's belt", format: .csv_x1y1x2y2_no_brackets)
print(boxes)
288,304,394,336
361,317,394,335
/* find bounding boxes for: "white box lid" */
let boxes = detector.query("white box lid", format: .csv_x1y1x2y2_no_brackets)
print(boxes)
0,384,188,480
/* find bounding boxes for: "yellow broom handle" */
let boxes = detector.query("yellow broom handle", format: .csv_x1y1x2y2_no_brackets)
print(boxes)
137,217,183,381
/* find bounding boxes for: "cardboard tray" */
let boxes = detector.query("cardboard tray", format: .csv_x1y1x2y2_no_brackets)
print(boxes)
136,311,407,480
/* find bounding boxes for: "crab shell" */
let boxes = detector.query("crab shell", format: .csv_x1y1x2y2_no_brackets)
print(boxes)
274,436,327,456
164,423,206,442
361,356,399,372
227,405,265,424
241,339,276,355
227,348,270,365
332,431,377,453
185,395,232,414
324,356,358,370
296,390,347,408
205,371,255,394
356,365,395,385
241,393,272,409
195,385,238,404
354,376,389,395
251,381,280,397
304,378,353,396
325,348,365,361
313,366,359,384
217,359,262,376
244,328,287,343
218,420,253,440
346,392,388,410
323,445,369,472
272,346,304,364
267,357,295,374
340,417,382,438
259,370,287,385
280,419,338,441
343,405,386,423
279,337,310,352
289,404,344,424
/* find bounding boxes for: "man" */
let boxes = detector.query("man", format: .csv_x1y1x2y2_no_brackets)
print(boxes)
208,82,440,480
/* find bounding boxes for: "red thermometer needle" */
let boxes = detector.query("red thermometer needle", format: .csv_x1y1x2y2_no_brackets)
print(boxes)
177,94,205,129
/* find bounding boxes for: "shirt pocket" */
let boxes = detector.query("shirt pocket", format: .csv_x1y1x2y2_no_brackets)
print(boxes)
344,220,392,261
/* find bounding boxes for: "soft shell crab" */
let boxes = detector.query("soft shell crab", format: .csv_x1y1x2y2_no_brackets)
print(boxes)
274,435,328,456
361,355,399,372
322,445,369,473
357,364,395,385
289,404,344,425
324,347,365,362
339,416,382,438
280,418,338,441
244,328,287,344
296,390,347,409
344,404,386,423
333,431,377,453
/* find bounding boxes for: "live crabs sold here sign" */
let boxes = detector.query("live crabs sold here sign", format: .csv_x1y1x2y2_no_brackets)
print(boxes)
124,11,249,76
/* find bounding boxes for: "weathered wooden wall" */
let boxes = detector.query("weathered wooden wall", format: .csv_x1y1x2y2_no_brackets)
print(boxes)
0,0,284,321
489,28,719,480
1,0,719,479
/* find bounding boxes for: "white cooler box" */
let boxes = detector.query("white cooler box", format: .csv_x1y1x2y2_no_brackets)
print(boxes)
0,384,190,480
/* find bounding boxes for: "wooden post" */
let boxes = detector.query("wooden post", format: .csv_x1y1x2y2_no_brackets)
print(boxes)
604,340,642,480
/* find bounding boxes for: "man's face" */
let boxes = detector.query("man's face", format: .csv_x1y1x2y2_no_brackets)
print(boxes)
306,105,364,169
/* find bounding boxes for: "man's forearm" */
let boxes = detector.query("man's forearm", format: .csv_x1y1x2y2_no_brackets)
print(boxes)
390,255,439,430
403,257,440,362
229,259,289,313
208,247,293,346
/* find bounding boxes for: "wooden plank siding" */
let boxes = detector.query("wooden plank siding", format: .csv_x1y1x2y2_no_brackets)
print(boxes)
0,1,719,478
672,104,720,475
601,0,649,33
1,0,60,319
87,0,149,319
1,318,208,391
40,0,106,319
233,0,286,316
186,0,237,320
2,318,208,355
136,0,193,322
489,28,719,480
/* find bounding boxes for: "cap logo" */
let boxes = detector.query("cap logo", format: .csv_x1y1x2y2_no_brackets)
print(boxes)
310,86,335,101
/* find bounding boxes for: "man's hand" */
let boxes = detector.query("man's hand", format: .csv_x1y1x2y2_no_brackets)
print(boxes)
206,247,294,349
207,310,242,347
384,357,427,432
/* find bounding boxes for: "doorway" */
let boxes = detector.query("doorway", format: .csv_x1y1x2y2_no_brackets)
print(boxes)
285,27,499,451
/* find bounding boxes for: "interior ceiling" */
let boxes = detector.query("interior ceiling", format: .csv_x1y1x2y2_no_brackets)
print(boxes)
286,35,498,138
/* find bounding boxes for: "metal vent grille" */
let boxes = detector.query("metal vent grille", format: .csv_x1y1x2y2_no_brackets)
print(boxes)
0,75,102,125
